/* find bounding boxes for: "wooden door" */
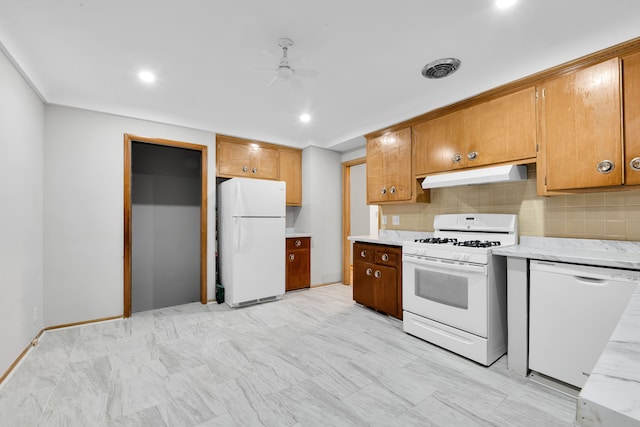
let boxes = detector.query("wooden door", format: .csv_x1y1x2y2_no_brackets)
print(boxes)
286,248,310,291
366,135,388,203
413,110,466,175
217,137,278,180
623,52,640,186
466,87,537,167
540,58,623,191
252,146,279,180
279,149,303,205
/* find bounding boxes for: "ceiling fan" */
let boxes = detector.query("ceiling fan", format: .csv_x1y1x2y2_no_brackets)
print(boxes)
262,37,316,88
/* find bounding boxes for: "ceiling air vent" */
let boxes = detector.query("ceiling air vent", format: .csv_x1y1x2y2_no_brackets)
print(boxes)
421,58,462,79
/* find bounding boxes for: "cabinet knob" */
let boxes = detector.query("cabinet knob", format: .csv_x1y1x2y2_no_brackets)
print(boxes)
452,153,462,163
374,270,381,278
381,187,387,194
630,157,640,171
366,268,373,276
390,186,396,194
596,160,615,174
381,253,389,261
467,151,478,161
242,166,248,172
295,239,302,247
289,254,295,261
252,167,257,174
360,250,367,258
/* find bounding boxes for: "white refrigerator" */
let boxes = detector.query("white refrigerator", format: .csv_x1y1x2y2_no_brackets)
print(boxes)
218,178,286,307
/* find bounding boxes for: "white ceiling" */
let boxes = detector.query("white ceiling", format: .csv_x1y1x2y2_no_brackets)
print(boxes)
1,1,639,152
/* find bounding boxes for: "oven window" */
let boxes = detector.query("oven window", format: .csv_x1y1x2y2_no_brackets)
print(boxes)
415,269,468,309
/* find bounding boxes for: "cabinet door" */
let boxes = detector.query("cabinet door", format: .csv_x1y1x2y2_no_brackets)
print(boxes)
466,87,537,167
366,128,413,203
217,138,278,180
413,110,466,175
286,249,310,291
279,149,303,205
623,52,640,186
372,264,398,317
540,58,623,191
353,262,376,308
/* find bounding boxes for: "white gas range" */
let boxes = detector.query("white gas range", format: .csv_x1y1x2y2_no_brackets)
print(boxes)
402,213,518,366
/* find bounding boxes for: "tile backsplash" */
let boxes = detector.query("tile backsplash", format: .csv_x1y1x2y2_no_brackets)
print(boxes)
380,165,640,241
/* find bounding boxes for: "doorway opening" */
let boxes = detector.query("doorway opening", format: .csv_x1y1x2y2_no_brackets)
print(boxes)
342,157,377,285
123,134,208,317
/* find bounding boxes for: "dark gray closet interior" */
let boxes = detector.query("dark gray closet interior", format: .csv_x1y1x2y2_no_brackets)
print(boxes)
131,142,201,313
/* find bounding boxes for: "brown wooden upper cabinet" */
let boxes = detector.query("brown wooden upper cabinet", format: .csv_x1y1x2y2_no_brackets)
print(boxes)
216,134,303,205
538,58,623,192
623,52,640,187
366,127,414,204
279,149,303,206
217,135,279,180
413,87,536,176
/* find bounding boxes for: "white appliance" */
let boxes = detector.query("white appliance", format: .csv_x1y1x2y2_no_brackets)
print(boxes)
421,164,527,189
529,260,639,388
218,178,286,307
402,213,517,366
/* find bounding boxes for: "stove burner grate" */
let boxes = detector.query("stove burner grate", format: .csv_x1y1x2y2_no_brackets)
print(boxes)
454,240,501,248
414,237,458,244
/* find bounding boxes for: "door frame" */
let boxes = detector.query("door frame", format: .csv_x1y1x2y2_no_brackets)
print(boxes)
123,134,208,317
341,157,366,285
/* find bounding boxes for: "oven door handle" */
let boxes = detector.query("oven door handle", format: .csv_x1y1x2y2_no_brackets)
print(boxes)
403,254,487,275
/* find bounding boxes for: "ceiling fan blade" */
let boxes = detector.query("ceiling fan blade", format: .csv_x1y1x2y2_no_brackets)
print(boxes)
289,76,303,90
267,75,280,87
261,48,279,63
293,68,318,79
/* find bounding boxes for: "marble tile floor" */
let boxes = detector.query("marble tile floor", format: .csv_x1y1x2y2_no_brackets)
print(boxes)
0,284,579,426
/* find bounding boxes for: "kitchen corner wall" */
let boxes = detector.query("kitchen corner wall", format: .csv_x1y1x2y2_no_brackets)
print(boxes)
380,165,640,241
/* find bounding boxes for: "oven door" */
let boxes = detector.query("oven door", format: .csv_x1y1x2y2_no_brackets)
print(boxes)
402,254,488,337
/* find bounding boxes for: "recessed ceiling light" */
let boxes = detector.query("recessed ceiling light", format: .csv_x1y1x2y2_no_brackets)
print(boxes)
299,113,311,123
138,70,155,83
496,0,517,9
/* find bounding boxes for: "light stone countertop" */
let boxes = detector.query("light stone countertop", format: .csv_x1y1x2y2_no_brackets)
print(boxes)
285,233,312,238
348,229,433,247
494,236,640,427
493,236,640,270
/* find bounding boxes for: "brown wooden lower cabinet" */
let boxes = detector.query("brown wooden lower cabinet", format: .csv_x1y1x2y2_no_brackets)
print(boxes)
352,242,402,319
286,237,310,291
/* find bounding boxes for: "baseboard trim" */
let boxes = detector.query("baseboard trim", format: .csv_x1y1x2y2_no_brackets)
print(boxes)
0,329,44,386
310,282,343,288
44,315,123,331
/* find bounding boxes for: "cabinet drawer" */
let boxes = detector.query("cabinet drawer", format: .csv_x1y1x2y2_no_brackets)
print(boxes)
286,237,310,250
354,244,374,262
374,249,400,266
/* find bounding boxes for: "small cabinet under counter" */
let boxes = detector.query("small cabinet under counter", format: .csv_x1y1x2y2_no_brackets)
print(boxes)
286,237,310,291
352,241,402,319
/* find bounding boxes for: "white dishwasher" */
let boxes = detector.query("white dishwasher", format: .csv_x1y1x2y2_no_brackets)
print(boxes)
529,260,639,389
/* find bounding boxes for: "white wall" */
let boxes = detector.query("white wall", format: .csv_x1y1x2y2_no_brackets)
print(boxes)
298,146,342,285
0,50,44,377
43,105,215,327
341,146,366,163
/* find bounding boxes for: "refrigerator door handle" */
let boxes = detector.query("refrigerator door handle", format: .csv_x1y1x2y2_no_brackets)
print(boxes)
234,217,241,252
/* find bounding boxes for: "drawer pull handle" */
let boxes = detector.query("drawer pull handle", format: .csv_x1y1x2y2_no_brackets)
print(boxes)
596,160,614,174
381,187,387,194
252,167,257,174
452,153,462,163
242,166,248,172
390,186,396,194
467,151,478,161
374,270,381,278
630,157,640,171
381,254,389,261
295,240,302,247
289,254,295,261
360,250,367,258
366,268,373,276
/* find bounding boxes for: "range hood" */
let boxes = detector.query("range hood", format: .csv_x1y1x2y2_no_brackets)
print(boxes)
422,164,527,189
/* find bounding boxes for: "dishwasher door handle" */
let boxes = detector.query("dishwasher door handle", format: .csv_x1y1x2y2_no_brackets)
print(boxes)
574,276,607,285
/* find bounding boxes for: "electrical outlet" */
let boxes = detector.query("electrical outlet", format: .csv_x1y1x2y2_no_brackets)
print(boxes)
392,215,400,225
381,215,387,225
